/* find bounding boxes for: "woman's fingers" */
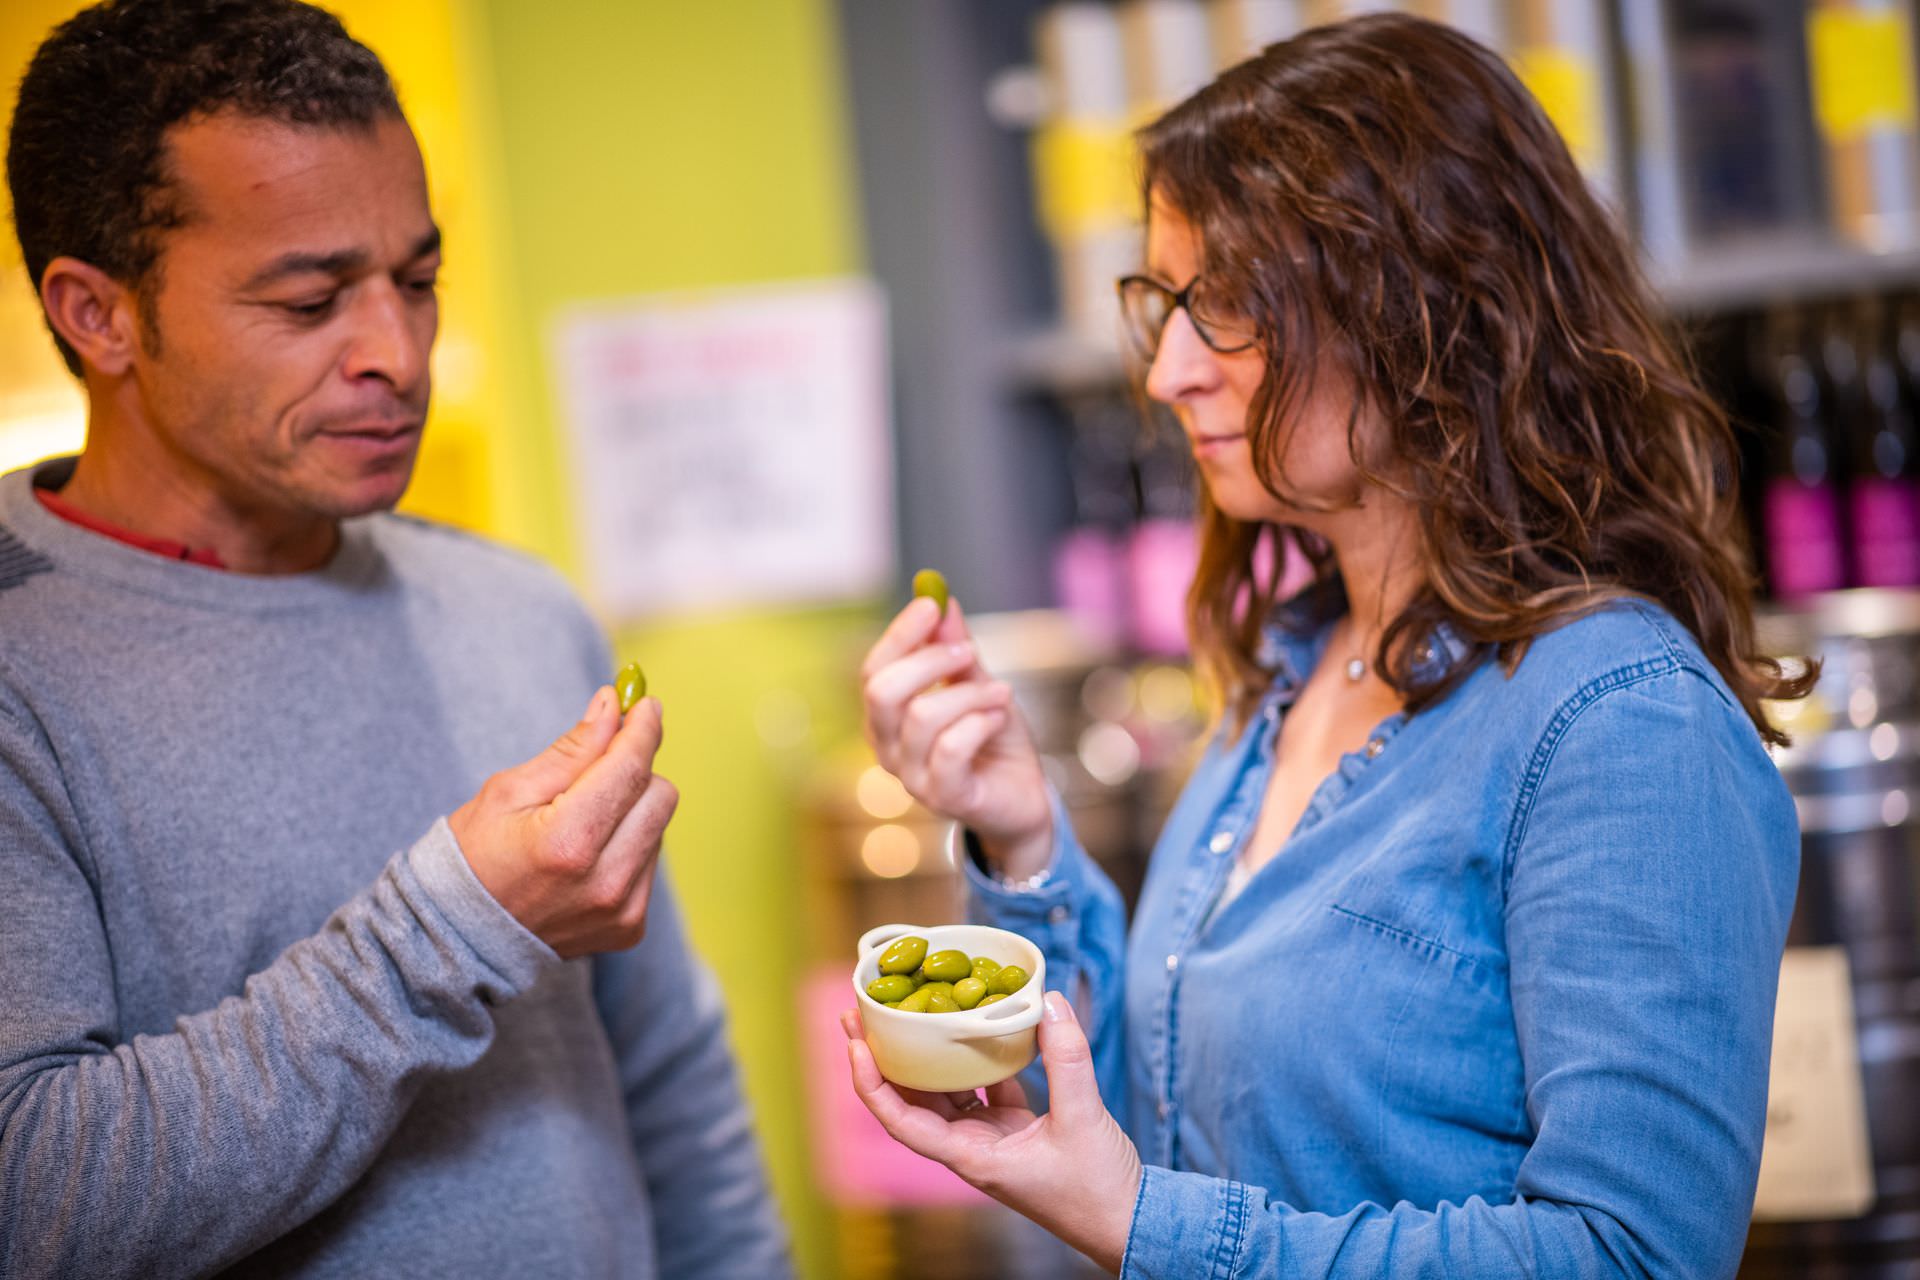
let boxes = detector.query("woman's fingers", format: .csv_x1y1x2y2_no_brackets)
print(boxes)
897,679,1012,768
846,1039,968,1156
924,707,1011,800
860,597,945,684
863,642,979,756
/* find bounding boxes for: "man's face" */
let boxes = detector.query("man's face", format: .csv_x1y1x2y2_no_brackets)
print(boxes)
128,111,439,525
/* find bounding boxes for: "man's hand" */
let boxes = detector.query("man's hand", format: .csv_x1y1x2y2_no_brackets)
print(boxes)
843,992,1144,1274
449,687,677,958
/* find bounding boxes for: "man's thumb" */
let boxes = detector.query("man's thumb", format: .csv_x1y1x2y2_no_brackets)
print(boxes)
513,686,618,802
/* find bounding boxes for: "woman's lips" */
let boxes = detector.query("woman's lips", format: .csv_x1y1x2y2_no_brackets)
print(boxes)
1190,432,1245,458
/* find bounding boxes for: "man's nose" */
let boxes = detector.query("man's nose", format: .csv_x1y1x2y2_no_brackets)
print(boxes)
341,282,430,392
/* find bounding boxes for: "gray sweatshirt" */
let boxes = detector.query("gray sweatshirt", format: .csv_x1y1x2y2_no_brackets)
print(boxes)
0,460,789,1278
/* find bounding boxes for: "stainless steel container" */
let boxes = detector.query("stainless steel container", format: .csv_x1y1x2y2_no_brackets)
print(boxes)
1746,591,1920,1277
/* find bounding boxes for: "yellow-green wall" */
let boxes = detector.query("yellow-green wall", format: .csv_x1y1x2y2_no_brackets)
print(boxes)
473,7,868,1277
2,5,872,1276
0,1,90,471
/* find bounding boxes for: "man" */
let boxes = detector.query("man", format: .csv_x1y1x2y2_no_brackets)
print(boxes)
0,2,789,1275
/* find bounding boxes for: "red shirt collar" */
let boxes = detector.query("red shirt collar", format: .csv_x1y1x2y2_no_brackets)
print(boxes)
34,485,227,569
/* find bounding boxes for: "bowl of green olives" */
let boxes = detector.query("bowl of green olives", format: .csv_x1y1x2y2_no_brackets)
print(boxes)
851,922,1045,1092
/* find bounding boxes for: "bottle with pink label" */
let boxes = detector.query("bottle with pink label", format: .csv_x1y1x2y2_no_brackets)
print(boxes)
1763,309,1846,599
1854,295,1920,590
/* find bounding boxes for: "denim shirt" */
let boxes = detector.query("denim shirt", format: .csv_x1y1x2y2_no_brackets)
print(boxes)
966,599,1798,1278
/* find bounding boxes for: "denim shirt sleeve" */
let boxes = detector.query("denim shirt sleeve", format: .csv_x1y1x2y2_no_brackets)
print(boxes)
958,787,1131,1116
1118,666,1798,1279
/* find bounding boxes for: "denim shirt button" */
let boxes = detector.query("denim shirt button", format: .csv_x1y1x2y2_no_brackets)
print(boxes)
1208,829,1235,855
1165,953,1180,972
1157,1099,1170,1120
1364,737,1384,759
1047,904,1070,925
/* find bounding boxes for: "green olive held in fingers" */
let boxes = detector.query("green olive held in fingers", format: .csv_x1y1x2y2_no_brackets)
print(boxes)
614,661,647,713
912,567,949,616
922,949,972,983
986,964,1030,997
866,974,915,1004
951,977,988,1009
877,935,929,976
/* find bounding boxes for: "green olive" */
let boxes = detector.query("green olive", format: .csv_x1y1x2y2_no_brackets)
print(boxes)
896,986,935,1013
987,964,1030,997
614,661,648,712
912,567,949,616
975,992,1009,1008
925,990,960,1013
866,974,915,1004
922,949,972,983
916,981,956,1002
969,955,1002,984
952,977,988,1009
877,936,929,976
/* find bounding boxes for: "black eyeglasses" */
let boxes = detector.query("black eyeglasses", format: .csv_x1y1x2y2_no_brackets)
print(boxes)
1115,274,1258,359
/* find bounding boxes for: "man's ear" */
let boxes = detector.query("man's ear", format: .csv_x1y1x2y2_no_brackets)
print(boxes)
40,256,144,377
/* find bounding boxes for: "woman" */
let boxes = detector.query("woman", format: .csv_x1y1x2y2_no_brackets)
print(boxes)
848,14,1808,1278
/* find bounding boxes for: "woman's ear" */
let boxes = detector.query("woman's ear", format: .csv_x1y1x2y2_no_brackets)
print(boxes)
40,256,143,377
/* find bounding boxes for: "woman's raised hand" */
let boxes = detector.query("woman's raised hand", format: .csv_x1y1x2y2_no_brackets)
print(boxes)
859,595,1053,877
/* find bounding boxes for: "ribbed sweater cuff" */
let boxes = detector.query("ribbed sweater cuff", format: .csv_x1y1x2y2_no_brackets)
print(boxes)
404,817,559,996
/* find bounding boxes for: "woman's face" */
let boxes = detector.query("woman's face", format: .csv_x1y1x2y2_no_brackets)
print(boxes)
1143,202,1371,528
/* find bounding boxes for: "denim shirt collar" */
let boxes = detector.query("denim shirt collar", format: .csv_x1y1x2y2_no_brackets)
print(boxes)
1257,586,1475,697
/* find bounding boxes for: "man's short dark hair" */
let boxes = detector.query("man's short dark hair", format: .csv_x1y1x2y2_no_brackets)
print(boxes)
6,0,403,375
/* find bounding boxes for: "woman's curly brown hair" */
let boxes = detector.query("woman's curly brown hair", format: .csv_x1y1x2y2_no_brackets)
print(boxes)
1139,12,1814,745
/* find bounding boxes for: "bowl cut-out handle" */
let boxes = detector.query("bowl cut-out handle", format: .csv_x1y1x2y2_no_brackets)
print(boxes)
955,983,1045,1039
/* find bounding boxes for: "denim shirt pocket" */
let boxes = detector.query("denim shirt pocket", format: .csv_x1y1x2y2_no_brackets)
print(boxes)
1322,882,1528,1188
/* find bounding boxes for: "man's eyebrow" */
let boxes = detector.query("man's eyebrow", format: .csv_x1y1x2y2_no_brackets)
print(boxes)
242,227,442,291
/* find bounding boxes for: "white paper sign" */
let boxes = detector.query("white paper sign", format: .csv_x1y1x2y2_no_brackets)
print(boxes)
1752,946,1876,1221
552,278,893,619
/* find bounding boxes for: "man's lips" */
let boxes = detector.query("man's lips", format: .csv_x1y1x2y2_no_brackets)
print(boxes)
323,420,422,439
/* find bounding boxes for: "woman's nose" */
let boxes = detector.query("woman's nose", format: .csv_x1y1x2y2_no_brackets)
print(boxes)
1143,308,1219,405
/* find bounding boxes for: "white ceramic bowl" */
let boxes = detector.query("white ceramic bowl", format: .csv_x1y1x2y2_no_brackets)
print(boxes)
851,921,1046,1092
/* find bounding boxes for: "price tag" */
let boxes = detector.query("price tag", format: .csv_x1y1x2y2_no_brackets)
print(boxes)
1752,946,1875,1221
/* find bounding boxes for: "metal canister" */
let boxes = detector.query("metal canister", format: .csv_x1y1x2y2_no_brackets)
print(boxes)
1745,591,1920,1276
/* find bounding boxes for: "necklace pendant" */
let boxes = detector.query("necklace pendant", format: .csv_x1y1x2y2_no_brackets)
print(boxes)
1345,657,1366,682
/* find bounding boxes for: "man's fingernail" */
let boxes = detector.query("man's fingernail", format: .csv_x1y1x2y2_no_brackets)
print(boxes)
588,688,611,719
1044,991,1072,1022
